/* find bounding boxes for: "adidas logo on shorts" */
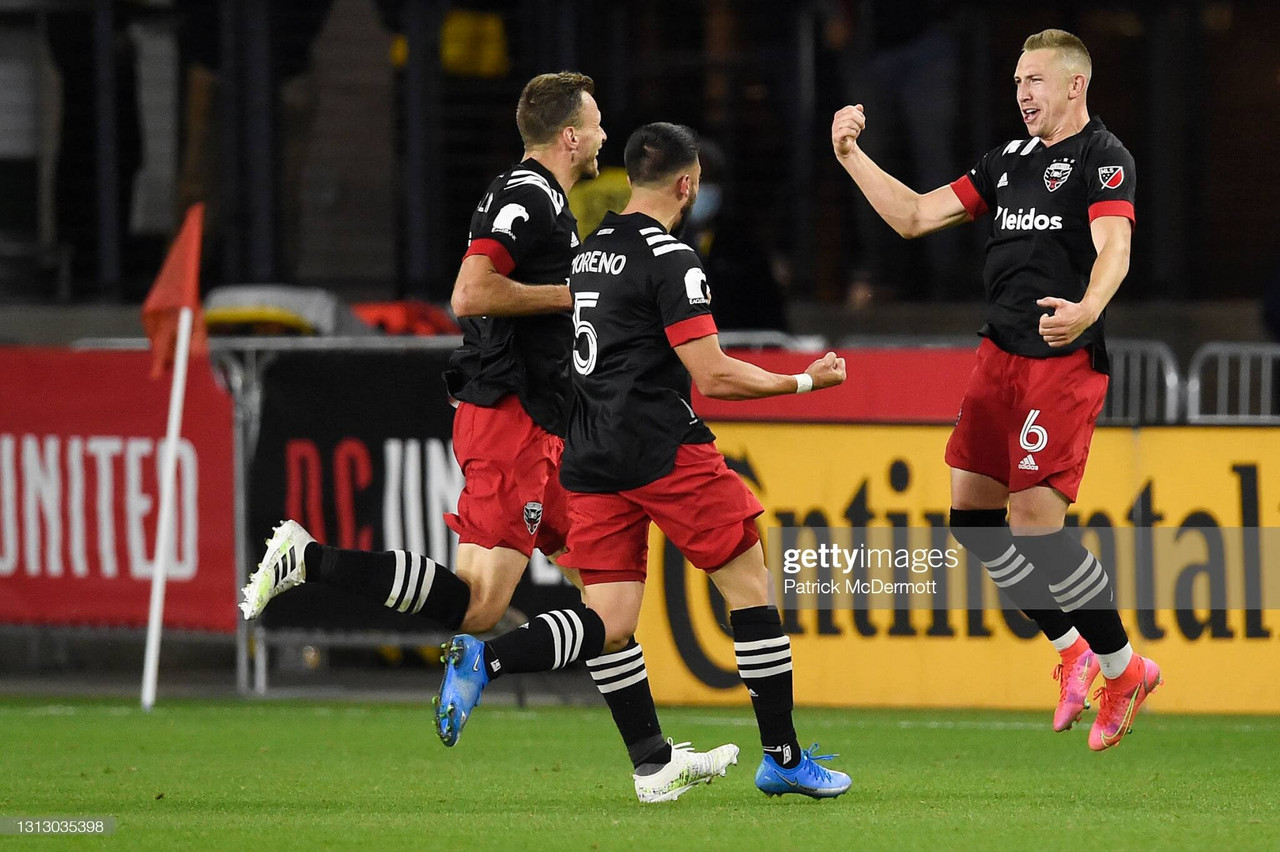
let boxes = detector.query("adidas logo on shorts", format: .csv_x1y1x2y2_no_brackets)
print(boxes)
1018,454,1039,471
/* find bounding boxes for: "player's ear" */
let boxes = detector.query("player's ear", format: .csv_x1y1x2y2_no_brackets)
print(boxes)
563,124,579,151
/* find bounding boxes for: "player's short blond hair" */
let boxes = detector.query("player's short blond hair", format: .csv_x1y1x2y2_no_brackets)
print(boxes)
1022,29,1092,82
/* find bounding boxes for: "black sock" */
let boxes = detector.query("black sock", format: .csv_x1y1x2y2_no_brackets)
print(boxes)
586,639,670,774
304,543,470,630
1014,530,1129,654
482,603,606,679
950,508,1073,641
730,606,800,769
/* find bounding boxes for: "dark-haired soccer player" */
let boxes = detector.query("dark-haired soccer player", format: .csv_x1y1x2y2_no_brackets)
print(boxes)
833,28,1160,750
437,122,853,801
242,75,728,789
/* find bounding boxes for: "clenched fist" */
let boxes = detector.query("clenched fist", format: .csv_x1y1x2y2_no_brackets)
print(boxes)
806,351,847,390
831,105,867,159
1036,296,1099,348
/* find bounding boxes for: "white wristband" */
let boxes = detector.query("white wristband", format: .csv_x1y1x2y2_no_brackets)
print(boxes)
793,373,814,394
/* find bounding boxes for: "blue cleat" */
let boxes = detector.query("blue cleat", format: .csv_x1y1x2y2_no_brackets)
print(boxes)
435,635,490,747
754,743,852,799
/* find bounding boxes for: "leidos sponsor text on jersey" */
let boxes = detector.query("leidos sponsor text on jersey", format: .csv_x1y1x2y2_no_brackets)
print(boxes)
948,116,1137,367
995,207,1063,232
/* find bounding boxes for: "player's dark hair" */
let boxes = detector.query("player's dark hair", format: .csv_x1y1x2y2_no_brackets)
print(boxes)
516,72,595,148
624,123,700,187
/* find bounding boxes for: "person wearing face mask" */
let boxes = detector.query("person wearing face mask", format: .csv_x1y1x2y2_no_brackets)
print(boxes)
680,141,790,333
437,122,852,801
243,77,724,802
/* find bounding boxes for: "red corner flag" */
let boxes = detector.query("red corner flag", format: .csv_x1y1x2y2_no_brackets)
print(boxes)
142,203,209,378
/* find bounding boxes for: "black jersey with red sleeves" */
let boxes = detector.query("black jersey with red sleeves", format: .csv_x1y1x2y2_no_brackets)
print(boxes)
443,158,579,436
560,211,718,493
948,117,1136,373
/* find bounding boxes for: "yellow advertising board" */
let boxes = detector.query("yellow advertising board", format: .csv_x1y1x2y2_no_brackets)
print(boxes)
635,425,1280,713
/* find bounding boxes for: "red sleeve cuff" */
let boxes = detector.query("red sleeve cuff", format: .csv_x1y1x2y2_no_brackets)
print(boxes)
1088,200,1135,225
463,238,516,276
949,175,989,219
665,314,718,347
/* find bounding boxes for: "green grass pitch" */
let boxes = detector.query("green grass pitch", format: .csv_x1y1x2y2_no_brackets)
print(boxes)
2,697,1277,851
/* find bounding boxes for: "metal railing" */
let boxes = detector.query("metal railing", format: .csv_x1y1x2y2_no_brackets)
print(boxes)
1099,339,1181,426
69,335,470,695
831,335,1183,426
1187,343,1280,425
718,330,828,350
52,334,1276,696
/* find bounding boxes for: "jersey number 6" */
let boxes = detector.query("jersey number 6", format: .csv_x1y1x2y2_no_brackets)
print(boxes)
573,291,600,376
1019,409,1049,453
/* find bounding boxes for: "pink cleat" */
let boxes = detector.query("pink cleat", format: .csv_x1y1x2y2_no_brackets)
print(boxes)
1052,647,1100,732
1088,654,1162,751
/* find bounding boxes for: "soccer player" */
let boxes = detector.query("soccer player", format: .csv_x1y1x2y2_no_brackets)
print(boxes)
435,122,853,801
831,29,1160,750
241,75,727,787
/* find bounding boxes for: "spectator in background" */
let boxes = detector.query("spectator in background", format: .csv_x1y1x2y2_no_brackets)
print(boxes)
47,5,144,294
823,0,966,304
682,140,788,332
177,0,334,283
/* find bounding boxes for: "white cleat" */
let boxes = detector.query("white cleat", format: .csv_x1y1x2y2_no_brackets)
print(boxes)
634,740,740,803
239,520,315,620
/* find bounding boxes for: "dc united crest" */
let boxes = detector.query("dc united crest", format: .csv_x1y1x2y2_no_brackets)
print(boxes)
1043,159,1074,192
523,501,543,535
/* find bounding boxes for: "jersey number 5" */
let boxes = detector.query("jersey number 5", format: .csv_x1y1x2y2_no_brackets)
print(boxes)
1019,409,1049,453
573,291,601,376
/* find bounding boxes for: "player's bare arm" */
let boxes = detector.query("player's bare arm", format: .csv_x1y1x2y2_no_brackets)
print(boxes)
675,336,845,400
831,105,970,239
450,255,572,317
1036,215,1132,348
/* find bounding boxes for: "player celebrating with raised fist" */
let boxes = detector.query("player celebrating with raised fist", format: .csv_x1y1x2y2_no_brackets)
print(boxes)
832,28,1159,750
437,122,852,801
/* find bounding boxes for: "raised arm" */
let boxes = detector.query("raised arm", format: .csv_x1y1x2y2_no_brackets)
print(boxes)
675,336,846,400
450,255,571,317
831,105,971,239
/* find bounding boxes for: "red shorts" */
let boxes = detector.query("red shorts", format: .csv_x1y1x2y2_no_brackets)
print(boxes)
945,339,1108,502
444,395,569,557
558,443,764,585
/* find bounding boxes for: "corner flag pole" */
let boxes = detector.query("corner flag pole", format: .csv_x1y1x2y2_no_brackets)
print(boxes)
141,306,195,711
